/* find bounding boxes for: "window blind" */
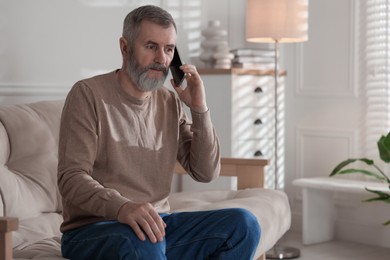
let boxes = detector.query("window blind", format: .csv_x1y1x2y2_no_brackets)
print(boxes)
362,0,390,171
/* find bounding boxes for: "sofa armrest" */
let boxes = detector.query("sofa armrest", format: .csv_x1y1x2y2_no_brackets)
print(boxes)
0,217,18,260
174,157,269,189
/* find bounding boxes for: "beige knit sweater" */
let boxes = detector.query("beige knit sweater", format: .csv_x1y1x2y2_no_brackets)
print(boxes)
58,70,220,232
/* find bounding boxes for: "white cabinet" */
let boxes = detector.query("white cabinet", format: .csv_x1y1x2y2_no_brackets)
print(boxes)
199,68,285,189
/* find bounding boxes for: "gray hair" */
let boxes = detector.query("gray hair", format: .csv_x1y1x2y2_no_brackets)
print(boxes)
122,5,177,47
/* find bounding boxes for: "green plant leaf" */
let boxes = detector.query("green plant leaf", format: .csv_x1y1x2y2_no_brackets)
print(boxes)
378,132,390,163
335,168,386,181
329,158,374,176
365,196,390,203
364,188,390,203
365,187,390,193
383,220,390,226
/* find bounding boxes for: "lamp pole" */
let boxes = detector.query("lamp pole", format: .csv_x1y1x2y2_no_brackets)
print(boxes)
266,39,301,260
274,39,280,190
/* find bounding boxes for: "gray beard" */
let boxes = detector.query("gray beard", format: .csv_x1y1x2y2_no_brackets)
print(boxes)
126,56,168,92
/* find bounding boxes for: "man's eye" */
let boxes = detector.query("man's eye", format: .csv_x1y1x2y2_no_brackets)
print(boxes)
146,44,156,50
165,48,174,53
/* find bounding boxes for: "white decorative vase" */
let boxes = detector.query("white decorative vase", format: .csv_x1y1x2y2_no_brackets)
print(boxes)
213,42,234,69
199,20,228,68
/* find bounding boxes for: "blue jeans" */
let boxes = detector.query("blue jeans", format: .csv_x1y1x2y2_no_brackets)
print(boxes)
61,208,261,260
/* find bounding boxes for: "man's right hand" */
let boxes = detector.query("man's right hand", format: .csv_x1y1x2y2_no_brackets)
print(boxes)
117,202,166,243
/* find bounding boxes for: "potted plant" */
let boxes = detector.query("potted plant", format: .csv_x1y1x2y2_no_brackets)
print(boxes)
330,132,390,225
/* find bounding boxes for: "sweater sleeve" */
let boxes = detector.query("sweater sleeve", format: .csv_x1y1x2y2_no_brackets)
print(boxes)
57,82,129,220
176,105,221,183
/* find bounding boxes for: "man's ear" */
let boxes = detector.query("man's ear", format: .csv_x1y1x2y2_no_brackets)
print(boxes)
119,37,128,58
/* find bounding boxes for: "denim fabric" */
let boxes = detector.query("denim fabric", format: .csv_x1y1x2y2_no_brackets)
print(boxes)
61,208,261,260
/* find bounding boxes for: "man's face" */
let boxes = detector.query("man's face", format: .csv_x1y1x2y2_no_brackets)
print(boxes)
125,20,177,92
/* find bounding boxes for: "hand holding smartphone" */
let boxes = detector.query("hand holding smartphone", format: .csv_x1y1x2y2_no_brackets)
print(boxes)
170,47,186,87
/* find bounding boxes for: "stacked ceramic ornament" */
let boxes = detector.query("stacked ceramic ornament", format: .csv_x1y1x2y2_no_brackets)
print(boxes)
199,20,234,69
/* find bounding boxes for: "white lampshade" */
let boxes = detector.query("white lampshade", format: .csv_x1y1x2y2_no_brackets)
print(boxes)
246,0,309,43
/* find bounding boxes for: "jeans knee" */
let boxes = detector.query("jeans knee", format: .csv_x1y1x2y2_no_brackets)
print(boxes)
231,208,261,245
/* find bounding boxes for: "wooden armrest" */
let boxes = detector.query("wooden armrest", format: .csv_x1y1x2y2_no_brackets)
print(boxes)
0,217,18,260
174,157,269,189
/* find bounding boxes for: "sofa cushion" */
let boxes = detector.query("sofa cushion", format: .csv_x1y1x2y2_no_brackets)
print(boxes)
0,100,64,247
13,236,64,260
13,213,63,251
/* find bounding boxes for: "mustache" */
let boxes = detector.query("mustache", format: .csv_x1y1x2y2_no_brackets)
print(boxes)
145,64,168,74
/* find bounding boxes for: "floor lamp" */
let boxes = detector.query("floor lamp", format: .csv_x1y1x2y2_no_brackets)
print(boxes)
246,0,308,259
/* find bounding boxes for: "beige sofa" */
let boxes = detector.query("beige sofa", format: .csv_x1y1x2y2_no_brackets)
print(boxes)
0,100,291,260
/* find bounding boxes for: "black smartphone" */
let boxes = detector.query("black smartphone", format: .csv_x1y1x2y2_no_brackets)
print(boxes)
170,47,186,87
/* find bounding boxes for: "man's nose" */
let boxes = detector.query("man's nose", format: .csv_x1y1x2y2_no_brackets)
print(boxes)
154,48,167,64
